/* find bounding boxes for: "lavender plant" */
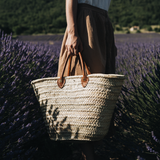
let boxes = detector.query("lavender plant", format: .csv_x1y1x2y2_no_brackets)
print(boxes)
0,31,66,159
106,41,160,160
1,30,160,160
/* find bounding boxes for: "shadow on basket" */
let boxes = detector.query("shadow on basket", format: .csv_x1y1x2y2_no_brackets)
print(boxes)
34,87,79,141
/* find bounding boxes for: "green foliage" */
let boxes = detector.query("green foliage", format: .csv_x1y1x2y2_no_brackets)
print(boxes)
116,26,123,31
147,26,153,31
154,27,160,32
136,30,141,33
0,0,66,35
0,0,160,34
109,0,160,27
126,30,130,34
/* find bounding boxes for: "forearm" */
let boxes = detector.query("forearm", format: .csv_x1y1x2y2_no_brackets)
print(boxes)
66,0,78,35
65,0,83,54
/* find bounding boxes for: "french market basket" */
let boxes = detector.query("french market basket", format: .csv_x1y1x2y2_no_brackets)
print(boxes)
31,52,125,141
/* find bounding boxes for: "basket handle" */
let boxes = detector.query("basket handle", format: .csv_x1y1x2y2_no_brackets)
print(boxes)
57,52,90,88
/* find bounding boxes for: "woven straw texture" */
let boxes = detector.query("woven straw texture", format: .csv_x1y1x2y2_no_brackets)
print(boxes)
31,74,125,141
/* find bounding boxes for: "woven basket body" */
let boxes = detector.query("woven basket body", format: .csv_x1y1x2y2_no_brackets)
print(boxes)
31,74,124,141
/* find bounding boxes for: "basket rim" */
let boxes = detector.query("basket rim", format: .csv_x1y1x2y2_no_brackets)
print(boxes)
31,73,125,84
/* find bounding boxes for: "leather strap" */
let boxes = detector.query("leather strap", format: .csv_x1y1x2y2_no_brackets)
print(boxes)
84,62,91,75
67,55,72,76
57,52,90,88
67,55,91,76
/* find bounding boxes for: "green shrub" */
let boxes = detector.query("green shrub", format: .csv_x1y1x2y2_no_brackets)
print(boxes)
126,30,130,34
154,27,160,32
147,26,153,31
116,27,123,31
12,25,29,35
136,30,141,33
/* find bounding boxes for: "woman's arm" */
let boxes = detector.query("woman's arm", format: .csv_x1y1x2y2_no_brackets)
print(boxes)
66,0,77,35
65,0,83,55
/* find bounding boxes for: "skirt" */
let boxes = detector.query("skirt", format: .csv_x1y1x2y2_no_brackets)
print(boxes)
57,3,117,77
57,3,117,139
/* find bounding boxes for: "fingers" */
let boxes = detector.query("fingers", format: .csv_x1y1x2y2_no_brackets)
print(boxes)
66,45,74,55
65,36,83,55
74,48,78,55
66,43,78,55
72,41,78,55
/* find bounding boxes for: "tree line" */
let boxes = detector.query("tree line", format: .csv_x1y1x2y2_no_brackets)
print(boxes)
0,0,160,35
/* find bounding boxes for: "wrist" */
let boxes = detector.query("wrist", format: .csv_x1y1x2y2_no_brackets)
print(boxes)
67,24,78,36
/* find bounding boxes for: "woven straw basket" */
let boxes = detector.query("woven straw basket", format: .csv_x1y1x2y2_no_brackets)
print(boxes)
31,52,125,141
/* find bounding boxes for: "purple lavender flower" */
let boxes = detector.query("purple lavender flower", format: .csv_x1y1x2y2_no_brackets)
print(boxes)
1,30,160,159
0,31,59,159
151,131,160,143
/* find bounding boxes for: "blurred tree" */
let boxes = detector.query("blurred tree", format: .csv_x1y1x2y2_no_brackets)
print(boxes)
0,0,160,34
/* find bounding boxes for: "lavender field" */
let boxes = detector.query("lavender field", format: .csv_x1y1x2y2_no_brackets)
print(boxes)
0,31,160,160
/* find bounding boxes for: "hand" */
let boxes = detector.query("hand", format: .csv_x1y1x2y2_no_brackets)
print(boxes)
65,33,83,56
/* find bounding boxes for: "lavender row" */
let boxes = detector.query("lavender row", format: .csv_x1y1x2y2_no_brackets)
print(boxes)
0,30,160,159
0,31,60,159
116,42,160,89
114,40,160,159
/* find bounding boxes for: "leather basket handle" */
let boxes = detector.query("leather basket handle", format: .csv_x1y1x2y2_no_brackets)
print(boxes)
67,55,91,76
57,52,90,88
